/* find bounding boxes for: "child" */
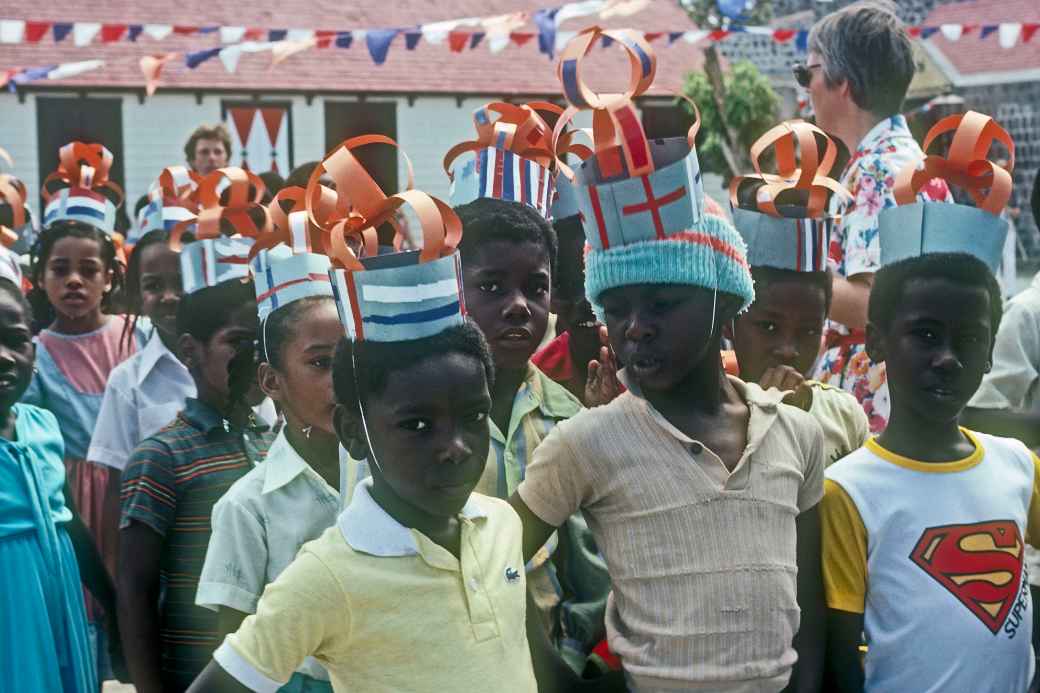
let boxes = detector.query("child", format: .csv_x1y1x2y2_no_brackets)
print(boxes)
445,103,612,672
821,112,1038,693
0,276,119,691
24,142,148,679
186,139,543,693
511,28,826,692
726,121,869,465
118,169,275,693
195,187,342,692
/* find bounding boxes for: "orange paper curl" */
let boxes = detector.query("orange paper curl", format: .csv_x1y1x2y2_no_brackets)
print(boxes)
442,101,564,180
42,141,124,207
894,111,1014,216
248,185,339,259
0,148,26,248
729,120,850,218
169,167,270,251
153,165,201,209
306,135,461,272
551,26,698,182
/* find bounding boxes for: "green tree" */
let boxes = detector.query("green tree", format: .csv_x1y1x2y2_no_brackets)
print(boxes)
680,59,780,178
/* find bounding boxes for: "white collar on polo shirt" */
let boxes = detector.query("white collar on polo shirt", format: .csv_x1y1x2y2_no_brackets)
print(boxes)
337,477,487,557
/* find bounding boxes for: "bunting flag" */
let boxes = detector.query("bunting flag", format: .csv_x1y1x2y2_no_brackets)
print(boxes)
1,58,104,89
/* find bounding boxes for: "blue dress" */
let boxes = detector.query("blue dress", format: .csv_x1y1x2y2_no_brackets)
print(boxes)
0,404,96,692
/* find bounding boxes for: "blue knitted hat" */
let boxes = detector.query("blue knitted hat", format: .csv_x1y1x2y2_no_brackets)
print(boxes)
584,213,754,319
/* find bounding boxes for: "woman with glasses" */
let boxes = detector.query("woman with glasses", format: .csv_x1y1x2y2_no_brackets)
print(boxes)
794,0,952,434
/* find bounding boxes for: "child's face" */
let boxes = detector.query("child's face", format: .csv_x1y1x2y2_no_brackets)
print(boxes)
43,236,112,320
337,351,492,518
185,300,264,411
868,277,993,426
600,283,723,394
0,292,35,410
262,300,341,435
727,279,827,381
137,242,183,341
463,240,551,372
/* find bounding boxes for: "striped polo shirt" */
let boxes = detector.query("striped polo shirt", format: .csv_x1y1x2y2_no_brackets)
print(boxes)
120,398,273,691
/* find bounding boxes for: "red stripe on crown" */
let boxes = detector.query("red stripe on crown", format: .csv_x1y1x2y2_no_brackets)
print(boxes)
255,273,331,303
345,272,365,342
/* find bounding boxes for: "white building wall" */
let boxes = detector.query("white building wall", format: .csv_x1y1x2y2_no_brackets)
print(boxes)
0,92,41,217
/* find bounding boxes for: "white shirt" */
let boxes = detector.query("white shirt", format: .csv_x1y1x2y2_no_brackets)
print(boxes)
969,272,1040,412
87,332,196,471
197,429,340,681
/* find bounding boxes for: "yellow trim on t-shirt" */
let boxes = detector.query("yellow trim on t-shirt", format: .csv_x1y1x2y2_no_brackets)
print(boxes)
865,427,984,473
820,478,867,614
1027,453,1040,549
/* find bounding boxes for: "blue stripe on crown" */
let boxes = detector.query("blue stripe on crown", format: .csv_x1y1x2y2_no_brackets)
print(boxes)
364,300,461,326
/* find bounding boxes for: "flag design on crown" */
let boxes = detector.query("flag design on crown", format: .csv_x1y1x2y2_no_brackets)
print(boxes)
42,142,124,234
314,135,465,343
553,27,753,312
729,120,850,273
132,166,200,243
550,127,594,220
444,101,561,218
249,186,338,322
878,111,1014,273
170,167,269,295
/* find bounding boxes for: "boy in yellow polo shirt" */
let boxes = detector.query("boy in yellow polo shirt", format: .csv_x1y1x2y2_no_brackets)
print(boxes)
187,141,555,692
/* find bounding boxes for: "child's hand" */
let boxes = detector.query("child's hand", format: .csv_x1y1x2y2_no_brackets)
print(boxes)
585,326,622,408
759,365,813,411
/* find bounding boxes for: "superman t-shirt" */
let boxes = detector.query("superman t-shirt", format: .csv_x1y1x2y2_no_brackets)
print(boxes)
822,429,1040,693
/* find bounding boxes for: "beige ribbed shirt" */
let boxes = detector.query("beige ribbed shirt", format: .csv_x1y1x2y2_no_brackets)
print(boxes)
518,376,825,691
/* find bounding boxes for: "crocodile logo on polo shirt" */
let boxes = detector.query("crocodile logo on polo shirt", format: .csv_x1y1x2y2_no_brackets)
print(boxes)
505,567,521,583
909,520,1024,634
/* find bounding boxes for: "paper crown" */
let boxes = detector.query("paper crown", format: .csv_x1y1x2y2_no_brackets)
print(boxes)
444,101,561,218
42,142,124,234
878,111,1013,273
170,167,269,295
730,120,850,273
311,135,465,343
131,166,201,244
0,147,34,253
249,186,336,322
553,27,753,312
550,127,594,220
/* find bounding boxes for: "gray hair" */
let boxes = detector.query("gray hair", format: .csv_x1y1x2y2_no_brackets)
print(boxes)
808,1,915,117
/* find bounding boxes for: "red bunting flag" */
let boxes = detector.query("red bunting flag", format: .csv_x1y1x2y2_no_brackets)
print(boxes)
1023,23,1040,43
25,21,50,43
708,30,730,41
172,26,198,36
448,31,470,53
100,25,127,43
510,32,534,46
644,32,663,43
772,29,796,43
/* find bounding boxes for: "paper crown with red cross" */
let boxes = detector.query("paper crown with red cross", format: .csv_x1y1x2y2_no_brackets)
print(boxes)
169,167,269,295
314,136,466,343
131,166,201,244
550,127,595,220
249,186,336,322
878,111,1012,273
554,27,753,313
729,120,850,273
444,101,561,218
42,142,124,234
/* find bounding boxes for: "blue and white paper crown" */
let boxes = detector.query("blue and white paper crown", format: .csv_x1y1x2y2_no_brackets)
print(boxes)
41,142,123,234
249,187,336,321
878,111,1013,274
729,120,850,273
169,167,270,295
313,136,466,343
131,166,200,244
444,102,560,218
552,27,754,312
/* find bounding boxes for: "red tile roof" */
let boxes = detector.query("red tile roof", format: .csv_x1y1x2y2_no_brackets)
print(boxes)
923,0,1040,78
0,1,705,95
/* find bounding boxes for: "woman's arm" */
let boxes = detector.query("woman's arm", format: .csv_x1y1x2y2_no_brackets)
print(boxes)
63,480,116,614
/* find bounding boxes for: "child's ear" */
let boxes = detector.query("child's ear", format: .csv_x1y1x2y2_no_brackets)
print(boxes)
333,403,370,460
104,266,114,294
178,333,200,371
258,362,282,402
865,321,885,364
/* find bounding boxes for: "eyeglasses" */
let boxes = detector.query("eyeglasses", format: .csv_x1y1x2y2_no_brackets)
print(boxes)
793,63,823,88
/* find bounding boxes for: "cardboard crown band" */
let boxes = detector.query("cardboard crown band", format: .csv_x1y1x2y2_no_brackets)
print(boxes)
879,111,1014,273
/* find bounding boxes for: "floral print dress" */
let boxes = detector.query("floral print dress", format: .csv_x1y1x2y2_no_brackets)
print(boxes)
812,115,951,433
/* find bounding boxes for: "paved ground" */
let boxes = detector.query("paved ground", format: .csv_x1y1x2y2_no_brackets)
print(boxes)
103,682,135,692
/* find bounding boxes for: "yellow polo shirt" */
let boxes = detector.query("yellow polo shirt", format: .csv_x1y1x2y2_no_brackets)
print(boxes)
214,479,537,692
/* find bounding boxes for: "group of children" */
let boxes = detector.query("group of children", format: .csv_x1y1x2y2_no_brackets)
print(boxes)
1,25,1037,693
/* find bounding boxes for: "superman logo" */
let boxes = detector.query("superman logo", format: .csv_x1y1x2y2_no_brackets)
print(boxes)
909,520,1024,634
